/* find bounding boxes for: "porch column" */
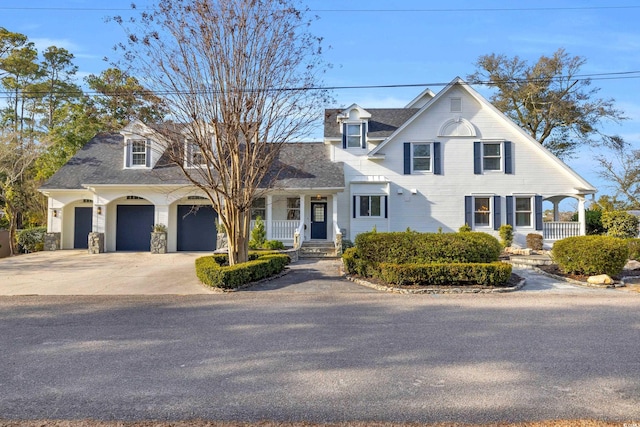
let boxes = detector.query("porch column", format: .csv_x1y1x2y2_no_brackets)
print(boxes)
299,194,306,240
332,194,339,241
553,201,560,222
155,204,169,228
578,197,586,236
93,203,106,233
266,195,273,241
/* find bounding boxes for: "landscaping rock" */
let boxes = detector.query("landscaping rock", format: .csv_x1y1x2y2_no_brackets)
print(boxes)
624,259,640,270
587,274,613,285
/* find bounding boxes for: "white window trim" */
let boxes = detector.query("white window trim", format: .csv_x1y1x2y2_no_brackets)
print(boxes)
481,141,504,173
286,198,300,220
128,138,148,168
411,141,434,174
344,122,364,149
356,195,384,218
472,195,493,229
514,195,535,228
184,139,206,168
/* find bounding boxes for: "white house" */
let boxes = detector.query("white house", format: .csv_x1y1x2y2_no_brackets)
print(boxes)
40,77,595,253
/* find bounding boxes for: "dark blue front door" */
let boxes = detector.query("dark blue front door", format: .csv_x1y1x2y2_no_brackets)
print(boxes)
116,205,154,251
177,205,217,251
310,202,327,239
74,207,92,249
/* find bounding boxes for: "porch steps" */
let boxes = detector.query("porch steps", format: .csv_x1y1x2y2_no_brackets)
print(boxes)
299,241,338,258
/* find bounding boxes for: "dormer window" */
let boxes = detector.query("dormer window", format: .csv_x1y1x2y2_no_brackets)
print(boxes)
342,122,367,149
185,139,205,167
125,139,150,168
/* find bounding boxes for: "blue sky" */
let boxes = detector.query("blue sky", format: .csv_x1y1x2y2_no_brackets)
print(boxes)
3,0,640,200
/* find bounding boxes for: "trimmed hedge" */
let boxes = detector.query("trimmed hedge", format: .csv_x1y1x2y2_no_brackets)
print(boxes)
17,226,47,253
627,238,640,261
552,235,629,276
354,231,502,266
195,252,289,289
375,262,512,287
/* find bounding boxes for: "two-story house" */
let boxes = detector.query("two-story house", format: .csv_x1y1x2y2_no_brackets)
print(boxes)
40,77,595,252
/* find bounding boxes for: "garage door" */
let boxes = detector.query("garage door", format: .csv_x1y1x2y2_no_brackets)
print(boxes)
177,205,217,251
74,207,93,249
116,205,154,251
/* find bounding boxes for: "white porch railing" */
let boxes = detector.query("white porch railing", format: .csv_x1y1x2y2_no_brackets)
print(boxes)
250,219,300,241
543,221,581,240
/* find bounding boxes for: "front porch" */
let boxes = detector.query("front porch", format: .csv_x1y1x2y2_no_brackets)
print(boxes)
541,194,591,243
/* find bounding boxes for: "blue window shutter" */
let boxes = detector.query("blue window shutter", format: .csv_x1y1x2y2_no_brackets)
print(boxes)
474,142,482,174
384,196,388,219
145,140,151,167
493,195,501,230
535,195,543,230
361,122,367,149
353,195,356,218
342,123,347,149
504,141,513,174
125,140,132,167
506,196,514,226
404,143,411,174
464,196,473,227
433,142,442,175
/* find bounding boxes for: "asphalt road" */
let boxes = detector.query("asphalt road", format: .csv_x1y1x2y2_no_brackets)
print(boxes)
0,261,639,424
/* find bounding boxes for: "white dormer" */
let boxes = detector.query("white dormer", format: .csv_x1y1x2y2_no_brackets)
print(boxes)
405,87,436,108
120,120,158,169
337,104,371,150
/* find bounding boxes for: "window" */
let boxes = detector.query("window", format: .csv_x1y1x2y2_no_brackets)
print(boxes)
286,198,300,220
186,140,205,166
346,123,362,148
131,140,147,166
358,195,382,218
412,143,431,172
515,197,532,227
483,143,501,171
474,197,491,227
251,198,266,220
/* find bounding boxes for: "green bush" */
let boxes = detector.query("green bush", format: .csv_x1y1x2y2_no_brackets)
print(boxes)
341,238,354,252
195,252,290,289
263,240,285,250
526,233,543,250
572,209,604,235
626,238,640,261
354,231,502,268
249,216,266,249
552,235,629,276
17,227,47,253
375,262,512,287
458,224,472,232
601,211,639,239
499,224,513,248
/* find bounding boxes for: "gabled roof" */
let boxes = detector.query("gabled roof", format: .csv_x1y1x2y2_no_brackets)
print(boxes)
41,133,344,191
324,108,420,140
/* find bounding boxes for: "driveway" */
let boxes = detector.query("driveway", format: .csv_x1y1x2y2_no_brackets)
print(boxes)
0,250,217,295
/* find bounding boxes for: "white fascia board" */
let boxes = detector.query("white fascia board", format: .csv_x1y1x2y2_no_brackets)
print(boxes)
405,87,437,108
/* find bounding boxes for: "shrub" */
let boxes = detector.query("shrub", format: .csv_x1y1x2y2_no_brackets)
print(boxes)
263,240,285,250
249,216,266,249
572,209,604,235
341,238,354,252
458,224,472,232
152,223,167,233
499,224,513,248
601,211,639,239
627,238,640,261
195,252,289,289
17,227,47,253
526,233,543,250
375,262,512,287
552,235,629,276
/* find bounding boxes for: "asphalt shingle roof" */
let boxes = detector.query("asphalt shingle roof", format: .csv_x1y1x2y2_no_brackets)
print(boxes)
324,108,420,139
41,132,344,191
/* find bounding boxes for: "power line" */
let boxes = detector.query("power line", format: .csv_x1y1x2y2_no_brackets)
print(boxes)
1,71,640,99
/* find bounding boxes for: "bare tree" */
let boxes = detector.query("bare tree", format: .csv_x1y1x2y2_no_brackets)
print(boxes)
596,146,640,209
114,0,329,264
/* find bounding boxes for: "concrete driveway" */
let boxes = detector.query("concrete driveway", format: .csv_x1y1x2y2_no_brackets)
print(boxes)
0,250,217,295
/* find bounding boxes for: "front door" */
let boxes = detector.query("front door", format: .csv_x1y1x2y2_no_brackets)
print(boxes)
310,202,327,239
74,207,92,249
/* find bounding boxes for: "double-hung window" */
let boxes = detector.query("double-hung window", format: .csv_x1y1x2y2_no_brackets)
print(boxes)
515,197,533,227
412,143,431,172
483,143,501,171
130,139,147,166
358,195,382,218
286,198,300,220
346,123,362,148
251,198,266,220
474,197,491,227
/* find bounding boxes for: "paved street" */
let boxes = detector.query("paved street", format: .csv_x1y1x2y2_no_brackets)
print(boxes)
0,258,638,424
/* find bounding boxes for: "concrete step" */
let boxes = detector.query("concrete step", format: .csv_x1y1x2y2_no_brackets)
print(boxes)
300,241,338,258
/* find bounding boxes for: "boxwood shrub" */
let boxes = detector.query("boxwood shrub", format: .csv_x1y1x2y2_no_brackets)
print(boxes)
552,235,629,276
627,238,640,261
195,252,289,289
375,262,512,287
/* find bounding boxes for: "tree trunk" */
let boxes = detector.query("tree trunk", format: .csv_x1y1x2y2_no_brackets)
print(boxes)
226,206,250,265
5,201,18,255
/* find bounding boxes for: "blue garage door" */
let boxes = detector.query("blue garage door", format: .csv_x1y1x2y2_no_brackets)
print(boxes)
116,205,154,251
74,207,93,249
177,205,217,251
